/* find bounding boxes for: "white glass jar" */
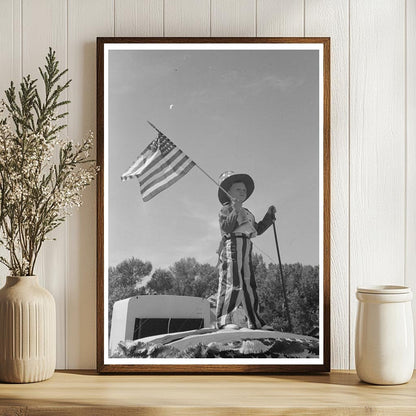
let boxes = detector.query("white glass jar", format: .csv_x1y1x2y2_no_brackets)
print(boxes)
355,285,414,385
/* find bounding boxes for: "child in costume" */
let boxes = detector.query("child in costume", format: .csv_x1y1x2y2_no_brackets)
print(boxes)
215,171,276,330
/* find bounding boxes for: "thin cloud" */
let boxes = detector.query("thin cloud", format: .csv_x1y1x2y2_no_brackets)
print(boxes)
181,197,219,231
171,235,219,267
185,73,304,108
243,75,304,93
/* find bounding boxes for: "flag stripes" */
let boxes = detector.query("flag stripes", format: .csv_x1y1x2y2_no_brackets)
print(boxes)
121,131,195,202
142,159,195,202
139,148,183,186
140,154,192,193
121,144,156,181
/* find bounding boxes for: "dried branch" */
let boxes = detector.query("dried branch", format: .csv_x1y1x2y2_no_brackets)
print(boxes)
0,49,96,276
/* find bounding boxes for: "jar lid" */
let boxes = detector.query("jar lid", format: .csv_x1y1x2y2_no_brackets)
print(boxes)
356,285,411,294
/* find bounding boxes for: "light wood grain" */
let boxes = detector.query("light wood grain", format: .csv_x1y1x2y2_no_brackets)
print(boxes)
115,0,163,37
406,0,416,366
305,0,350,370
0,371,415,415
257,0,304,37
211,0,255,37
22,0,68,370
349,0,406,369
164,0,210,37
66,0,114,369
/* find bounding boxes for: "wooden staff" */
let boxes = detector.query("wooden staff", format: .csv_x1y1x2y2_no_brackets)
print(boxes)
272,220,293,333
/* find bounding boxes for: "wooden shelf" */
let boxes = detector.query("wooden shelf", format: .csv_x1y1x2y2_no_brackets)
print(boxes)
0,370,415,415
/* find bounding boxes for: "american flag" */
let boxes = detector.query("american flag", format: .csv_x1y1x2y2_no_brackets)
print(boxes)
121,133,196,202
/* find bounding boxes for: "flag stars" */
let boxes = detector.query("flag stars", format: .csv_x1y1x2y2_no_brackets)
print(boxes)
158,135,176,156
149,134,175,155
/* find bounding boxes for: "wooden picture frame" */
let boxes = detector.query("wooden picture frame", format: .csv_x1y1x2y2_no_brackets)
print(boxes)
97,37,330,374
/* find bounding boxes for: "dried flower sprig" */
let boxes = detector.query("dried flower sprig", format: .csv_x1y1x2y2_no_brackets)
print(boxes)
0,48,96,276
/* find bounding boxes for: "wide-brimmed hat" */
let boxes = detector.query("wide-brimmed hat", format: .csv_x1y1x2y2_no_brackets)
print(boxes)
217,171,255,205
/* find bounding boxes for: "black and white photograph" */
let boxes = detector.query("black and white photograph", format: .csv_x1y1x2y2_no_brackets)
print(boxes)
97,38,330,373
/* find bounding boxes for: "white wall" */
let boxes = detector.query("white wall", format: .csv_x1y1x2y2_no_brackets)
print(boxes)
0,0,414,370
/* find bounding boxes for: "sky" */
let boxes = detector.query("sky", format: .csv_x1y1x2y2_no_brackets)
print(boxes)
107,47,320,272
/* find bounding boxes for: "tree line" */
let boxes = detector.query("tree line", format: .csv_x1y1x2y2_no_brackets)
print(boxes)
108,255,319,336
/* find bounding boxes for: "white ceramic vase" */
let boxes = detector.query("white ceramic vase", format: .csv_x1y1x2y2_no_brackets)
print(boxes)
0,276,56,383
355,285,414,385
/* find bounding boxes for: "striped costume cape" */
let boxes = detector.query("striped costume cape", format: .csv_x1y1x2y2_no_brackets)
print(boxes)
216,204,275,329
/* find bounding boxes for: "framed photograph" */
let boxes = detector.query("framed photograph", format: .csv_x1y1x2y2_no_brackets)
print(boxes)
97,37,330,373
